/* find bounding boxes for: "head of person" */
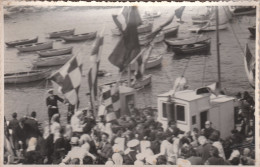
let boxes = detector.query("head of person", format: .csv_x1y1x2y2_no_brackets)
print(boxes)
230,157,240,165
209,146,219,157
101,132,109,143
31,111,36,118
243,91,249,98
83,155,93,164
48,89,54,96
12,112,17,119
128,100,134,109
168,120,177,129
205,121,212,129
156,155,167,165
198,136,207,145
51,114,60,123
70,137,79,146
87,110,93,117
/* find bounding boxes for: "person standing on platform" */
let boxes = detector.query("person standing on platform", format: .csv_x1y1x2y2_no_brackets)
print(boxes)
46,89,64,123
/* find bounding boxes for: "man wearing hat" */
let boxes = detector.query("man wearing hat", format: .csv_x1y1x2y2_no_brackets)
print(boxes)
46,89,64,122
123,139,140,164
204,121,217,139
96,132,113,164
8,112,19,150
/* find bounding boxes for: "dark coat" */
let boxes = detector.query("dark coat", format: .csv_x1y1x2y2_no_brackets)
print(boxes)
196,143,212,164
123,150,138,165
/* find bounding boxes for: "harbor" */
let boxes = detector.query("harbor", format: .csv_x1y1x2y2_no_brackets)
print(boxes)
4,5,256,165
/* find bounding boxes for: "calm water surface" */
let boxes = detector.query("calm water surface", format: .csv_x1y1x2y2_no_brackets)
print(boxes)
4,6,256,125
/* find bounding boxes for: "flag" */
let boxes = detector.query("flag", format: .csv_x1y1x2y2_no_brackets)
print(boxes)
101,84,121,122
88,30,104,109
109,6,142,72
175,6,185,19
50,54,83,105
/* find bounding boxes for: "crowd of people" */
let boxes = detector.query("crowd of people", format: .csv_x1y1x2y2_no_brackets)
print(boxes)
4,90,255,165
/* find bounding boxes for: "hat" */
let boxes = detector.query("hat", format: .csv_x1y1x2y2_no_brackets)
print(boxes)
229,150,240,160
136,153,145,161
70,137,79,145
47,89,54,94
127,139,139,148
205,121,212,125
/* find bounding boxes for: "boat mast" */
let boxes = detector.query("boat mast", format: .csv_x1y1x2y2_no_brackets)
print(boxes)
215,6,221,89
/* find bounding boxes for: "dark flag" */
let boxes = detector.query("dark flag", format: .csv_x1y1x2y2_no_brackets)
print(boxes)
88,30,104,110
108,6,142,72
175,6,186,19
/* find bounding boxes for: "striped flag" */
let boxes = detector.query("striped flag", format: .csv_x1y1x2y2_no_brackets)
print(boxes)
101,84,121,122
88,30,104,110
109,6,142,72
50,54,83,105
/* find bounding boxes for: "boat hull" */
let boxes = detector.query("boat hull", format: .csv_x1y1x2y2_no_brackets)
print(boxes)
139,33,164,45
133,74,152,89
49,29,75,38
37,47,73,57
172,40,211,55
33,54,72,67
163,26,179,38
137,23,153,34
130,55,163,70
62,32,97,42
16,41,53,52
165,36,210,48
4,69,51,84
189,23,228,33
5,37,38,47
142,12,161,20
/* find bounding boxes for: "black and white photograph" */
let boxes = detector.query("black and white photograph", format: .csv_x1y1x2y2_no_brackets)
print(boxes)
2,1,258,166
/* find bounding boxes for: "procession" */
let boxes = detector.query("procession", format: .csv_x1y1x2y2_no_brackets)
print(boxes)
3,4,256,165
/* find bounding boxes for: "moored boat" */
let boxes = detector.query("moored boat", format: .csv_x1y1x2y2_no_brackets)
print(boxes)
33,54,73,67
171,39,211,55
192,15,210,24
15,41,53,52
130,54,163,70
5,36,38,47
37,47,73,57
49,29,75,38
229,6,256,16
189,22,228,33
165,35,210,48
142,11,161,20
4,69,51,84
163,25,179,38
132,74,152,89
248,26,256,38
139,32,164,45
61,32,97,42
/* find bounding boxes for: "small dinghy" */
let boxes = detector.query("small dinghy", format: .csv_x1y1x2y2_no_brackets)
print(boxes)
62,32,97,42
5,36,38,47
130,55,163,70
165,35,210,49
33,54,72,67
4,69,51,84
37,47,73,57
192,15,210,24
49,29,75,38
172,39,211,55
163,25,179,38
229,6,256,16
139,32,164,45
132,74,152,89
16,41,53,52
142,11,161,20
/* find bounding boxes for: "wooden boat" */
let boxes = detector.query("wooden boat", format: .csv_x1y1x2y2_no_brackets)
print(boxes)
130,55,163,70
49,29,75,38
244,43,255,88
229,6,256,16
165,35,210,48
189,22,228,33
4,69,51,84
15,41,53,52
172,39,211,55
248,26,256,38
37,47,73,57
137,23,153,34
142,11,161,20
163,25,179,38
61,32,97,42
33,54,72,67
192,15,210,24
132,74,152,89
5,36,38,47
139,32,164,45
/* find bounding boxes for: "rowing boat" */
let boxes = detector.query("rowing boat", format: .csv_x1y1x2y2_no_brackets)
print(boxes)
142,11,161,20
4,69,51,84
165,35,210,48
171,39,211,55
229,6,256,16
33,54,73,67
163,25,179,38
61,32,97,42
130,54,163,70
139,32,164,45
15,41,53,52
189,22,228,33
132,74,152,89
5,37,38,47
37,47,73,57
49,29,75,38
244,43,255,88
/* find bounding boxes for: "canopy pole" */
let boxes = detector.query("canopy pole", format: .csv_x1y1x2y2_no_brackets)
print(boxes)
216,6,221,89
